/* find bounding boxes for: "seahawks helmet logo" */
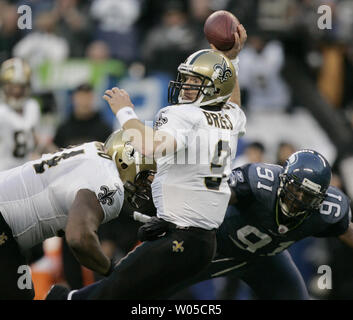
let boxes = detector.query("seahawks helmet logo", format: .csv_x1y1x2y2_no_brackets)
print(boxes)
213,58,233,83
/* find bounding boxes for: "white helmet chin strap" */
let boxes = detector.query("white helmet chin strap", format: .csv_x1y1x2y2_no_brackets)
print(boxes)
279,198,292,217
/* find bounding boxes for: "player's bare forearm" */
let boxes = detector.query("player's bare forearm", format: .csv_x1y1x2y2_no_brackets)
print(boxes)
123,119,155,157
68,231,111,276
66,189,111,276
124,119,176,159
103,88,176,158
229,76,241,106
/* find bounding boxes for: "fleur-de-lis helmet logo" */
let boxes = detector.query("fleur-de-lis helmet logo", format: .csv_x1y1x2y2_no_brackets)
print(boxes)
154,110,168,129
122,142,135,165
213,58,233,83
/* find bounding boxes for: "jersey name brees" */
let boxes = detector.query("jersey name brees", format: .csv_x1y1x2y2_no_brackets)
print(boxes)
202,111,234,130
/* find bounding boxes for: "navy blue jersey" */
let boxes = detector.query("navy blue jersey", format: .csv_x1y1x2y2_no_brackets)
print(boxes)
217,163,352,263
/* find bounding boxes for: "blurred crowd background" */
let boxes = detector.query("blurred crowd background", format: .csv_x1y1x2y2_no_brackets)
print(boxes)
0,0,353,300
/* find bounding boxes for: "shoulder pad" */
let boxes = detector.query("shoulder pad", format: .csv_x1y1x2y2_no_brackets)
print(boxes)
155,105,199,122
164,104,199,112
247,163,283,187
224,101,240,110
318,186,351,224
247,163,282,202
229,163,250,187
230,163,282,204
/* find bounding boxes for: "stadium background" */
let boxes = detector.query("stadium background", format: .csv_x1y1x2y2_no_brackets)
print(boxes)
1,0,353,299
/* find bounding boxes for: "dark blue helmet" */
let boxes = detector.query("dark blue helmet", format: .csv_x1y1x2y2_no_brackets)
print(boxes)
278,149,331,217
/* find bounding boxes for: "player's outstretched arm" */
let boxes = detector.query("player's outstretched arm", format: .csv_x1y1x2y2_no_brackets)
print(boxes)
210,24,247,107
338,222,353,249
103,88,177,158
65,189,112,276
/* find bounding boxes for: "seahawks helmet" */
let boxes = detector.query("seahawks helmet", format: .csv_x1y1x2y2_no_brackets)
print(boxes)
0,58,31,110
168,49,235,107
278,150,331,218
104,129,156,211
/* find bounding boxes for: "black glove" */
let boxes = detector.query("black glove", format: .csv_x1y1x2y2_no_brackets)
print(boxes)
137,217,172,242
124,180,156,215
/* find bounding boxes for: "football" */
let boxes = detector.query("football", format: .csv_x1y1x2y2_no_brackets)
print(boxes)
204,10,240,51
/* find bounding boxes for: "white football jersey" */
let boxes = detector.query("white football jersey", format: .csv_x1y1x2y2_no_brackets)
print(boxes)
0,142,124,250
0,98,40,171
152,102,246,230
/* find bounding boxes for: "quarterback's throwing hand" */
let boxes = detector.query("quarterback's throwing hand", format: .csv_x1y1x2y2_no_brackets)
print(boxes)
103,87,134,114
210,24,247,60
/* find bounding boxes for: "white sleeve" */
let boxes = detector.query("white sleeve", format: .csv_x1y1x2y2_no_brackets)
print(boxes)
237,109,247,137
67,158,124,224
94,181,124,224
154,107,196,152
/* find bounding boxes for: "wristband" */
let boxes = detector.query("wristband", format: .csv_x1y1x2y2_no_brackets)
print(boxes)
231,57,239,77
116,106,138,127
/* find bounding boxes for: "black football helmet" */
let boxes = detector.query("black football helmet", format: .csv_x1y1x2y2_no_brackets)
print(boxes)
278,149,331,218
